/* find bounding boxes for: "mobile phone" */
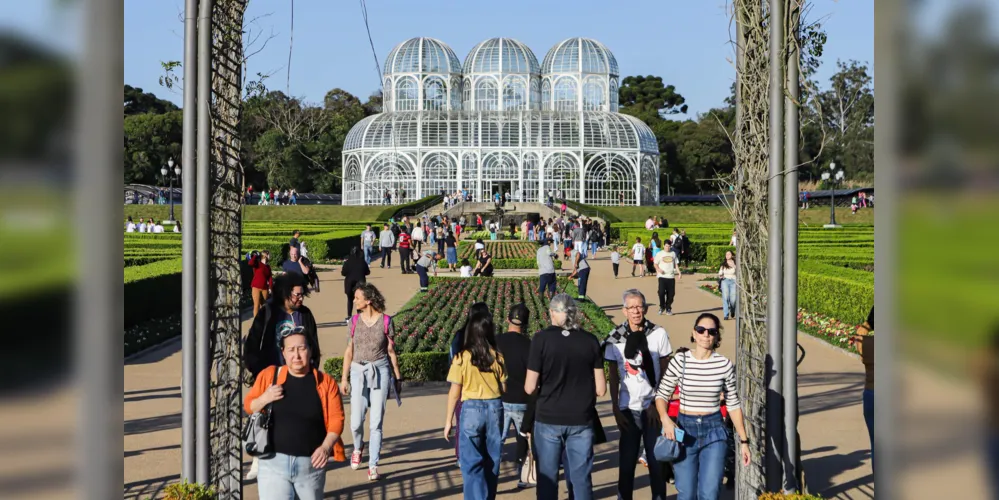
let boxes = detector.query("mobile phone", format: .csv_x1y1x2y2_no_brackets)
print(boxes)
674,428,686,442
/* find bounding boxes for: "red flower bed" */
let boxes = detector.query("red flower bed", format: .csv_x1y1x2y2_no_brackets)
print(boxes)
458,242,537,260
393,277,615,354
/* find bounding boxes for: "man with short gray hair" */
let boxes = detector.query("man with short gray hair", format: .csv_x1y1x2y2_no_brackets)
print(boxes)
602,288,673,500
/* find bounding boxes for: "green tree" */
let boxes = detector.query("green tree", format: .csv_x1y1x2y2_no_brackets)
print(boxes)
815,60,874,180
618,75,688,123
123,110,183,184
125,84,179,115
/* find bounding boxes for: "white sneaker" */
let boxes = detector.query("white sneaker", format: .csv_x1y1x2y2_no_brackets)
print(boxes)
350,450,362,470
368,466,380,481
246,457,259,480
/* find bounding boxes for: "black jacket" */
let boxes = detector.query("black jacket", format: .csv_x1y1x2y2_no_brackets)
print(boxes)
340,256,370,293
243,302,320,377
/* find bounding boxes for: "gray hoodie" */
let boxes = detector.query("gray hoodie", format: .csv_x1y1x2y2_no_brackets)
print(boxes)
379,228,395,248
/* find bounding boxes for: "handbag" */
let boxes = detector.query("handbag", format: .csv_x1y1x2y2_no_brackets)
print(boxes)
242,366,281,457
520,434,538,487
654,352,687,463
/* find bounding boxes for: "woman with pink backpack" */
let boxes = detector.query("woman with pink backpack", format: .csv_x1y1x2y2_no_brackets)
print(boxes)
340,283,403,481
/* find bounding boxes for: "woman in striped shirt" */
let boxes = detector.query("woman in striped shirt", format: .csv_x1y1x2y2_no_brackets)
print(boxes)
654,313,751,500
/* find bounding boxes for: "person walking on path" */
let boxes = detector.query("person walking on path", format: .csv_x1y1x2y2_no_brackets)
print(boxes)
397,230,413,275
411,222,425,255
849,307,875,471
603,289,673,500
654,313,752,500
610,246,621,279
360,224,377,265
248,250,273,318
244,274,321,379
340,247,370,322
587,224,602,257
444,230,459,272
496,303,533,487
650,232,663,258
677,230,692,268
244,329,347,500
524,294,607,500
571,221,586,257
414,250,439,292
653,241,681,315
444,303,508,500
378,223,395,269
717,251,738,320
570,244,591,300
289,230,302,251
340,283,403,481
281,246,312,289
536,238,557,299
631,237,646,277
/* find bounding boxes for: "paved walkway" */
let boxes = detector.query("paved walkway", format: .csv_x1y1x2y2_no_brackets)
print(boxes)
123,251,887,499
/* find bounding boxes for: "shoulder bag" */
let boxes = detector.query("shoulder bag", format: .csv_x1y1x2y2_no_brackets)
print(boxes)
242,366,281,457
654,352,687,463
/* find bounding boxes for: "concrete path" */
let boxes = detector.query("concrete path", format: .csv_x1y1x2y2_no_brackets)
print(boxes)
123,251,885,499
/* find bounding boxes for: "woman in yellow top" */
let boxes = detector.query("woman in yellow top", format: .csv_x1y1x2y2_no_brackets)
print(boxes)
444,303,507,500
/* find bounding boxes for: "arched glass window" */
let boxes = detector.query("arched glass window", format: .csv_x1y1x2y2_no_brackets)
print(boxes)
424,77,446,111
541,79,552,111
529,78,541,110
502,77,527,111
395,76,418,111
609,79,619,112
383,78,393,111
582,78,605,111
450,77,462,110
475,78,498,111
462,77,472,109
554,78,577,112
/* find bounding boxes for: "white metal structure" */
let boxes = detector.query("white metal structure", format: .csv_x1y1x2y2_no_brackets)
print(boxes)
343,37,659,206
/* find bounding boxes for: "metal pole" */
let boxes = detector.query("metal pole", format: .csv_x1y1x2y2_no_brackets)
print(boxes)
195,0,213,484
829,184,837,225
180,0,198,482
765,0,786,491
733,5,745,494
782,0,801,491
168,175,176,222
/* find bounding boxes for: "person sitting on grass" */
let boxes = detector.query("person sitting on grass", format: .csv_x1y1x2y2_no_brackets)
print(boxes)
459,258,473,278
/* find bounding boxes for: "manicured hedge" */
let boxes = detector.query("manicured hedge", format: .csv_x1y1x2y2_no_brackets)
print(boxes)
798,261,873,324
375,195,442,221
124,258,184,329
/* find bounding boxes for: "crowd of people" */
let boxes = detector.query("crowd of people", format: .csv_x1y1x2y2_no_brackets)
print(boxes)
125,216,180,233
246,186,299,206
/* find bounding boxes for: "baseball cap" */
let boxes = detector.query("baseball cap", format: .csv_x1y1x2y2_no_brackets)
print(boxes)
507,303,530,326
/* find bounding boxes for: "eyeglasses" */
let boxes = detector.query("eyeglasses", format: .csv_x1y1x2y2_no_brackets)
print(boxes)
290,292,304,299
623,305,644,311
694,326,720,336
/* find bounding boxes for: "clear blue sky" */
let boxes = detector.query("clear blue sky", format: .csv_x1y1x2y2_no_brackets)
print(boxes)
118,0,872,117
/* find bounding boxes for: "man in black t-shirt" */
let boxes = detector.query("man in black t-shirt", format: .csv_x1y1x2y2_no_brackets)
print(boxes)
289,230,301,250
525,294,606,500
496,303,532,487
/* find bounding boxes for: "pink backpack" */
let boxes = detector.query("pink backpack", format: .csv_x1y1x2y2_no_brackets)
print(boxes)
349,314,393,346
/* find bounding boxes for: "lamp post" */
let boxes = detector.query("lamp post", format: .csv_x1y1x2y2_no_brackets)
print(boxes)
822,161,844,228
161,158,182,224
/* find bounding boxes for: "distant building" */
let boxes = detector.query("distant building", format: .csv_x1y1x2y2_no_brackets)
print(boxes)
342,37,659,206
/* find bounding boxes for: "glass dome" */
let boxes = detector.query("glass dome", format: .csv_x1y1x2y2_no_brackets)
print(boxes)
541,37,619,76
462,38,541,111
383,37,463,112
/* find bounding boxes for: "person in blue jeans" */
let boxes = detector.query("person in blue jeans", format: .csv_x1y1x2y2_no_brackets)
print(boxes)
654,313,751,500
524,294,607,500
444,303,507,500
717,251,738,321
850,307,875,472
570,247,590,300
496,303,533,487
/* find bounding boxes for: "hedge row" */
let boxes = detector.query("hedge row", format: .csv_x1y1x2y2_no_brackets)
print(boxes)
322,351,450,382
124,258,184,329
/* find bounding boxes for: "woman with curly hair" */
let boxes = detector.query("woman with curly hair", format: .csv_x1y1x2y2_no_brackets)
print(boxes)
340,283,402,481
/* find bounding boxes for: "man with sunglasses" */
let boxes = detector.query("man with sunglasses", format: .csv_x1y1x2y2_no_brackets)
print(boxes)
245,273,321,379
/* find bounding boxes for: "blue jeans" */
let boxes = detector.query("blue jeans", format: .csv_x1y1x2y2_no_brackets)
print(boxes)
502,403,529,466
538,273,556,296
415,264,429,289
534,422,595,500
672,412,729,500
458,398,504,500
256,452,325,500
349,360,390,467
576,267,591,298
590,241,599,256
720,278,737,318
987,433,999,498
863,388,874,471
618,410,667,500
363,244,373,265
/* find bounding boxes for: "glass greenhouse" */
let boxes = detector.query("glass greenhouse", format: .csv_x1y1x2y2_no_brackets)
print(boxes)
342,37,659,206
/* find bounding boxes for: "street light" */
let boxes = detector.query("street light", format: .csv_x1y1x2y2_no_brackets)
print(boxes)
822,161,844,228
161,158,182,224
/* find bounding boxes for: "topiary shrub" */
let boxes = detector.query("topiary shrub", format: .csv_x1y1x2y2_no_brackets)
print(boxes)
163,481,217,500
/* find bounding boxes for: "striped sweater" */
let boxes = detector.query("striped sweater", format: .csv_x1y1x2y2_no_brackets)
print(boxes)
655,351,741,413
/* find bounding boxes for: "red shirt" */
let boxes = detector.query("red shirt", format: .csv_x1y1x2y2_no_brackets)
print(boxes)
398,232,412,249
248,256,273,289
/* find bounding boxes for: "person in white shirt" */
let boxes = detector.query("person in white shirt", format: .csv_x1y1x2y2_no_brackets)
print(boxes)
610,247,621,279
174,222,182,233
125,217,136,232
645,217,655,231
411,222,425,254
653,241,681,315
138,221,147,233
630,237,646,277
459,258,473,278
152,222,165,233
603,289,672,500
473,239,486,252
729,231,738,248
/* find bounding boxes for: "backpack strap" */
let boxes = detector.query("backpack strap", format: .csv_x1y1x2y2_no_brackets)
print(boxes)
350,314,358,339
383,314,394,346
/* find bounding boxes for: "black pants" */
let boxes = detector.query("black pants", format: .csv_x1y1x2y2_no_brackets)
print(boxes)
658,277,676,312
380,246,392,267
399,248,411,273
345,280,362,318
612,263,619,277
413,240,422,254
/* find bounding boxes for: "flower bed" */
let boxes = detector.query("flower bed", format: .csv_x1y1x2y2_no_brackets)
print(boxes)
457,241,537,259
698,283,858,354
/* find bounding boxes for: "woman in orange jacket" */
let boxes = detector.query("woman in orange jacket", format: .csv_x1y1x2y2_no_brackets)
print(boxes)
244,327,347,499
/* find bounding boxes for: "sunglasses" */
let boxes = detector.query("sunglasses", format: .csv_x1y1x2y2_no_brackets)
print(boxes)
279,325,305,338
694,326,720,336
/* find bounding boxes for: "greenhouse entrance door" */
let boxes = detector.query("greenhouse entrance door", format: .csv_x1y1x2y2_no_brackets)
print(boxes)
482,181,517,203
